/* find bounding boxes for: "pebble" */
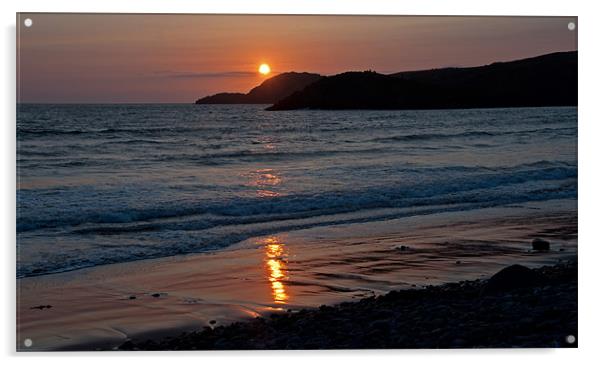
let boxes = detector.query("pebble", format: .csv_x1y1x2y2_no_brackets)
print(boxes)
481,264,538,295
532,238,551,251
30,305,52,310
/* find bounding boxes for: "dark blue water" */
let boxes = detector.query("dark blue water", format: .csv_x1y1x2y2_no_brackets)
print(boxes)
16,104,577,278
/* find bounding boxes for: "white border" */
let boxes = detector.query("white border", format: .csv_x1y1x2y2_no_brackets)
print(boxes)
2,1,601,364
2,0,584,16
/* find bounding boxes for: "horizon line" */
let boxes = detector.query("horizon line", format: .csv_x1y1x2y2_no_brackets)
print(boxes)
18,50,577,105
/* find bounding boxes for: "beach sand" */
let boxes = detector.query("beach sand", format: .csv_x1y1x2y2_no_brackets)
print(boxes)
121,261,577,350
17,199,577,351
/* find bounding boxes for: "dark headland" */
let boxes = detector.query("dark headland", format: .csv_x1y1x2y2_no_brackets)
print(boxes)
268,51,576,110
194,51,576,110
195,72,322,104
120,260,577,350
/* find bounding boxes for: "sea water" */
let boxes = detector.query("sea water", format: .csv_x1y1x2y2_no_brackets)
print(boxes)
16,105,577,278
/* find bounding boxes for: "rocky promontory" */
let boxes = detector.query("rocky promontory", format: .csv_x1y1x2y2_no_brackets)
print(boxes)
195,72,322,104
266,51,577,110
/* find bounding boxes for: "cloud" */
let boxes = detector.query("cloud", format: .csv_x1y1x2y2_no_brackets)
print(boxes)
155,71,256,78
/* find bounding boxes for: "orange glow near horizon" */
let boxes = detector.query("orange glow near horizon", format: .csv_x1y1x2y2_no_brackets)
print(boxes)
17,14,577,103
264,237,289,304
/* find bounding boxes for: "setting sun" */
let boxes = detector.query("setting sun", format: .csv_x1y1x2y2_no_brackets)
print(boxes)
258,63,271,75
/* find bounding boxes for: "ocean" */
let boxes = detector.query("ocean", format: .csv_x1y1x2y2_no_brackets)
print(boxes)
16,104,577,278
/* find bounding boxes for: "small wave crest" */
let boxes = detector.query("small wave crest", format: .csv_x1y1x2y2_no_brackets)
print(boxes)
370,127,576,143
17,161,576,234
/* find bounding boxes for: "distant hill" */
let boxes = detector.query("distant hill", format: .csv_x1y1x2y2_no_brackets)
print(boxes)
195,72,323,104
266,51,577,110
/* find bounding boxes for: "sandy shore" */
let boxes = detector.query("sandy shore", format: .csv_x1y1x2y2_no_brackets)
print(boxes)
121,260,578,349
17,200,577,351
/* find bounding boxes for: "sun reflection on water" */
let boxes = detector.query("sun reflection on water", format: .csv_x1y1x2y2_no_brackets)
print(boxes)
263,237,289,304
248,168,283,198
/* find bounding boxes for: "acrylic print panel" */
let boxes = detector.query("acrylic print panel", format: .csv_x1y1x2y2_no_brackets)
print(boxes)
16,13,577,351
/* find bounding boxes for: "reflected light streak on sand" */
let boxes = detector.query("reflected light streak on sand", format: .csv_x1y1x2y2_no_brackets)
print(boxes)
263,237,289,304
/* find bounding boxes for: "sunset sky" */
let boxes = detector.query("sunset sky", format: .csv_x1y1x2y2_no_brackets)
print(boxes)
17,14,577,103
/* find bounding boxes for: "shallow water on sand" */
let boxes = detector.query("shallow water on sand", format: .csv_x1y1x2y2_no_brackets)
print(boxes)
17,200,576,350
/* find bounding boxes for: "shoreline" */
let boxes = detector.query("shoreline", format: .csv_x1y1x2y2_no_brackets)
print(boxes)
119,259,577,350
17,201,577,351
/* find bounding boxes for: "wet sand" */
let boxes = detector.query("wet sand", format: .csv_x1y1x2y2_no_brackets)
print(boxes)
121,261,578,350
17,199,577,350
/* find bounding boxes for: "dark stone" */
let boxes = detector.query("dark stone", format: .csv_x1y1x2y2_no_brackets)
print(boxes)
369,319,391,332
532,238,551,251
30,305,52,310
451,338,467,347
481,265,539,295
209,320,217,325
151,293,161,298
129,296,137,300
119,340,135,350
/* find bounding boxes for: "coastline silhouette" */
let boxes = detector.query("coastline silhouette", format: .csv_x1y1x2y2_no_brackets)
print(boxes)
196,51,577,111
